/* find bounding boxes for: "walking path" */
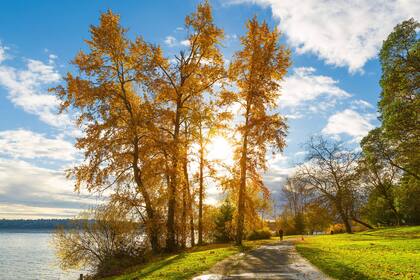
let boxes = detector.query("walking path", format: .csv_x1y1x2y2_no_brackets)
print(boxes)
192,240,331,280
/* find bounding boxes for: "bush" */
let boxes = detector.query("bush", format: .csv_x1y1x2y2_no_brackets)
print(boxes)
327,223,346,234
53,206,148,278
246,228,272,240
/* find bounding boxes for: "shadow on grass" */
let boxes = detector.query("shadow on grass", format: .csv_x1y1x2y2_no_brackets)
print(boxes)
188,243,231,253
129,252,188,279
296,247,374,280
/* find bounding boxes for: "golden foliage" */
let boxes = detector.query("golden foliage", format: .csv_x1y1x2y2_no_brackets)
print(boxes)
220,17,290,244
52,1,290,256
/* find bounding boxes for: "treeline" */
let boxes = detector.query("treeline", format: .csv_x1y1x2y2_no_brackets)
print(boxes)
277,19,420,235
52,1,290,278
0,219,85,231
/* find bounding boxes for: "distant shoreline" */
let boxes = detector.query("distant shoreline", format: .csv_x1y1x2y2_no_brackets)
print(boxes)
0,229,55,233
0,219,86,231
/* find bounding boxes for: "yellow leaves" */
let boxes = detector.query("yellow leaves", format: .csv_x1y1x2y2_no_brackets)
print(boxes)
225,16,290,167
51,1,292,252
88,10,128,58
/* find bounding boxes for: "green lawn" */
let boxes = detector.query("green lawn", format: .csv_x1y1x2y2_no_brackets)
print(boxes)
295,226,420,280
105,238,279,280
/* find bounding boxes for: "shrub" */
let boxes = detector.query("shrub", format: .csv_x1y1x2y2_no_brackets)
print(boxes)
327,223,346,234
247,228,272,240
53,206,148,278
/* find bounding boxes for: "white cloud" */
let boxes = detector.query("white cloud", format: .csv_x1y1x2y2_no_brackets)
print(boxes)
48,53,58,64
322,109,375,141
0,204,82,219
263,165,296,198
180,39,190,46
285,113,303,120
280,67,351,109
230,0,420,72
0,48,71,127
351,99,374,109
164,36,191,47
0,158,98,218
0,129,76,161
268,153,288,166
225,34,238,40
164,36,177,46
0,44,6,63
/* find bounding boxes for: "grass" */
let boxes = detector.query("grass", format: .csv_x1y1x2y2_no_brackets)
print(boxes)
105,237,279,280
295,226,420,280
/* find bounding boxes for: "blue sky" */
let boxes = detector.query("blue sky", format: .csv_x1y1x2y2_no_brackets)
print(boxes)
0,0,418,218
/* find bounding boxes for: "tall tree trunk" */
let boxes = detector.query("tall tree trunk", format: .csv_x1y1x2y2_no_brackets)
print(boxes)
133,145,160,253
166,174,177,251
380,186,401,226
183,156,195,247
189,193,195,247
182,124,195,247
181,183,187,248
166,103,181,252
336,203,352,233
198,127,205,245
121,81,160,253
235,103,250,245
390,204,401,226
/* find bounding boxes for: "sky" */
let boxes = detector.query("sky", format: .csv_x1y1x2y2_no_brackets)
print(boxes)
0,0,418,219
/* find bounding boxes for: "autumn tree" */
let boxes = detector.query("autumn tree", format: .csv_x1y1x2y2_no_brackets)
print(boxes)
152,1,225,251
221,17,290,245
52,11,163,253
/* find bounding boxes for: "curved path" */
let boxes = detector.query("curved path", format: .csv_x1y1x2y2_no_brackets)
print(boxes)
192,240,331,280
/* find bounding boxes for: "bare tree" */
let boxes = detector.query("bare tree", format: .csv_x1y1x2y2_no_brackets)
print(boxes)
295,136,372,233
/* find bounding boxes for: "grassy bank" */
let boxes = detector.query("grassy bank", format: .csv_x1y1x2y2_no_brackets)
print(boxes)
105,238,279,280
296,226,420,280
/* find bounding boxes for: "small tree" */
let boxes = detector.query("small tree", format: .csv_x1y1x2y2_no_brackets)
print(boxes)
305,202,333,233
294,212,305,235
53,206,147,278
213,200,235,242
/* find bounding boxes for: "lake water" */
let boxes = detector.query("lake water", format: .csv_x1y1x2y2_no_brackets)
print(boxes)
0,231,87,280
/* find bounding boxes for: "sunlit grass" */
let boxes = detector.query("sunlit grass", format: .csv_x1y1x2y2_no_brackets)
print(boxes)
295,226,420,280
106,237,279,280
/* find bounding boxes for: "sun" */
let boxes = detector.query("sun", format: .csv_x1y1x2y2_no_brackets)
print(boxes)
206,136,234,166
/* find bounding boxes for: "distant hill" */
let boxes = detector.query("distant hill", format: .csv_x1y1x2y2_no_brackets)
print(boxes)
0,219,85,231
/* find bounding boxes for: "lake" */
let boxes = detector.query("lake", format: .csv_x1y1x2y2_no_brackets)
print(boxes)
0,231,87,280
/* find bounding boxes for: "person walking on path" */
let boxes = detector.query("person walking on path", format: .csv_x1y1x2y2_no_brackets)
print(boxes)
279,229,284,241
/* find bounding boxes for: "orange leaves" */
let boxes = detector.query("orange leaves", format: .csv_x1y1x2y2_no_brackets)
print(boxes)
225,16,291,172
51,1,292,251
87,10,128,58
223,17,291,243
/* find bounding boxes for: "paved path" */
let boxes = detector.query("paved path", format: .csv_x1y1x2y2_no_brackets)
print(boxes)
192,240,331,280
